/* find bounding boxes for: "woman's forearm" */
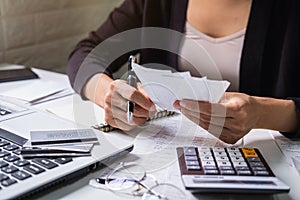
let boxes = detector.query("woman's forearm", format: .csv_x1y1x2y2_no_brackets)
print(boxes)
83,73,113,108
254,96,299,134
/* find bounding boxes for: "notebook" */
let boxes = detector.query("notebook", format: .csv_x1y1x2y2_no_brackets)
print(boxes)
0,97,133,199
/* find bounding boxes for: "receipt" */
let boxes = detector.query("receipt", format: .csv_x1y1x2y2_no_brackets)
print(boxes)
132,63,230,110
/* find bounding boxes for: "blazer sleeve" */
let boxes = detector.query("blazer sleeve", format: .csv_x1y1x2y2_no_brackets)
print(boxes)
281,97,300,138
67,0,144,95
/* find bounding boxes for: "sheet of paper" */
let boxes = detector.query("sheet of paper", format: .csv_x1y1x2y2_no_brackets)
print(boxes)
132,63,230,110
275,137,300,175
0,65,74,104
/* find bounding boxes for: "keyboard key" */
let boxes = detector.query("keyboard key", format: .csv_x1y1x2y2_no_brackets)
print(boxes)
4,155,20,162
0,173,9,181
0,141,9,147
3,144,19,151
14,160,30,167
1,178,17,187
32,158,58,169
0,151,10,158
54,157,72,164
1,165,18,173
13,149,21,155
0,161,9,168
24,164,45,175
12,170,32,180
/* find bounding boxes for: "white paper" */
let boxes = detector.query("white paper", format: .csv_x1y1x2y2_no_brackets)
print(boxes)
275,137,300,175
132,63,230,110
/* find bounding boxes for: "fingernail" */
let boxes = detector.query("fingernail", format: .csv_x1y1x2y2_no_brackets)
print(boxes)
173,101,181,110
149,105,157,118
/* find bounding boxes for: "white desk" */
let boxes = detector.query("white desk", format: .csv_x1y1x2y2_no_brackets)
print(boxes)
1,68,299,200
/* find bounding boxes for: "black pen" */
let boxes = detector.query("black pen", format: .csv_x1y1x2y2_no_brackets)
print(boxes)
127,55,137,123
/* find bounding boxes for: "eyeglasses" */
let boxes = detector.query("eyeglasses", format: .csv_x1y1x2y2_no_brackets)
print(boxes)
89,162,186,199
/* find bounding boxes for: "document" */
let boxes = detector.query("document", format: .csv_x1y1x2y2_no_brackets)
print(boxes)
275,137,300,175
132,63,230,110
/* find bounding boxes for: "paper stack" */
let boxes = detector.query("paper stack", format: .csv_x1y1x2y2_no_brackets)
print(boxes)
132,63,230,110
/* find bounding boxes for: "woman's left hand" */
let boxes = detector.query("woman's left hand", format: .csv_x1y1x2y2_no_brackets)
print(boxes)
173,92,260,144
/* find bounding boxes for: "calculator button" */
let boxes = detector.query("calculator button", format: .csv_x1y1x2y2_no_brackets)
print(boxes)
213,151,227,156
183,147,197,156
0,173,9,181
237,170,252,175
253,171,269,176
227,147,240,152
202,161,216,167
198,151,212,156
200,155,214,161
230,156,245,162
228,151,242,157
4,155,20,162
184,155,198,161
186,161,199,166
247,157,261,162
241,148,258,158
251,166,267,171
0,161,8,168
0,151,10,158
204,170,219,175
217,161,232,167
249,162,264,167
220,170,235,175
215,156,229,161
219,166,233,170
3,144,19,151
235,166,250,171
186,165,201,171
213,147,225,152
232,161,248,168
204,166,218,170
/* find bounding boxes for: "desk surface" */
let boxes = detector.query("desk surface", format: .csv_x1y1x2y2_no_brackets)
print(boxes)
1,68,299,200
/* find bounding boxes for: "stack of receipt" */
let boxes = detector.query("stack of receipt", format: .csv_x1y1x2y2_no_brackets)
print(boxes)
132,63,230,110
21,129,99,158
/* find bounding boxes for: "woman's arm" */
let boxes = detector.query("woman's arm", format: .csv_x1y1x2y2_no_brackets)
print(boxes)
67,0,144,96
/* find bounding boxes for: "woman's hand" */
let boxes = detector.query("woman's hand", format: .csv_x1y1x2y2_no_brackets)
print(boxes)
104,80,155,131
84,73,156,131
173,92,260,144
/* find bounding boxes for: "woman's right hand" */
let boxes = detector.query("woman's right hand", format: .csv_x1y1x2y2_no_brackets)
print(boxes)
103,79,156,131
84,73,156,131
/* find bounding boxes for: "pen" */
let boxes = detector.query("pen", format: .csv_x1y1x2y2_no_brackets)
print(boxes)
127,55,137,123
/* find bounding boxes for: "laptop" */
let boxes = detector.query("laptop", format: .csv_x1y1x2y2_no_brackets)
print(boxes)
0,97,134,199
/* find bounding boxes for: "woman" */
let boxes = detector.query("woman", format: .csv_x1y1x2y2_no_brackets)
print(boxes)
67,0,300,144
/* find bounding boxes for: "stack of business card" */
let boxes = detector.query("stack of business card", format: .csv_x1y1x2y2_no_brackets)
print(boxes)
21,129,99,158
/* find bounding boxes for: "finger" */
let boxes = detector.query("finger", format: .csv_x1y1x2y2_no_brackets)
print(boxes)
106,105,148,126
113,81,153,110
180,99,227,117
184,113,239,144
105,117,134,131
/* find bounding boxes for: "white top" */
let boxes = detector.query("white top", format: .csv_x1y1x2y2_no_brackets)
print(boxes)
178,22,246,91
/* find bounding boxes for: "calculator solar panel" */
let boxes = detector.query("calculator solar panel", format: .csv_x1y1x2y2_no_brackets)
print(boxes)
177,147,290,193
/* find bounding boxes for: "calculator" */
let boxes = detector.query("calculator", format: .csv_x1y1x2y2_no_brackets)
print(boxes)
176,147,290,193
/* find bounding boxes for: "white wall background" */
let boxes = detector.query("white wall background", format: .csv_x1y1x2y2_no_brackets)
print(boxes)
0,0,122,73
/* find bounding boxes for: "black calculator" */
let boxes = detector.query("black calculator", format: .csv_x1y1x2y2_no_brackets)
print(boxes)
176,147,290,193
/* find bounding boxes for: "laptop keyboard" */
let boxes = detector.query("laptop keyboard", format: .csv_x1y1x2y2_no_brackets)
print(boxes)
0,137,73,190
